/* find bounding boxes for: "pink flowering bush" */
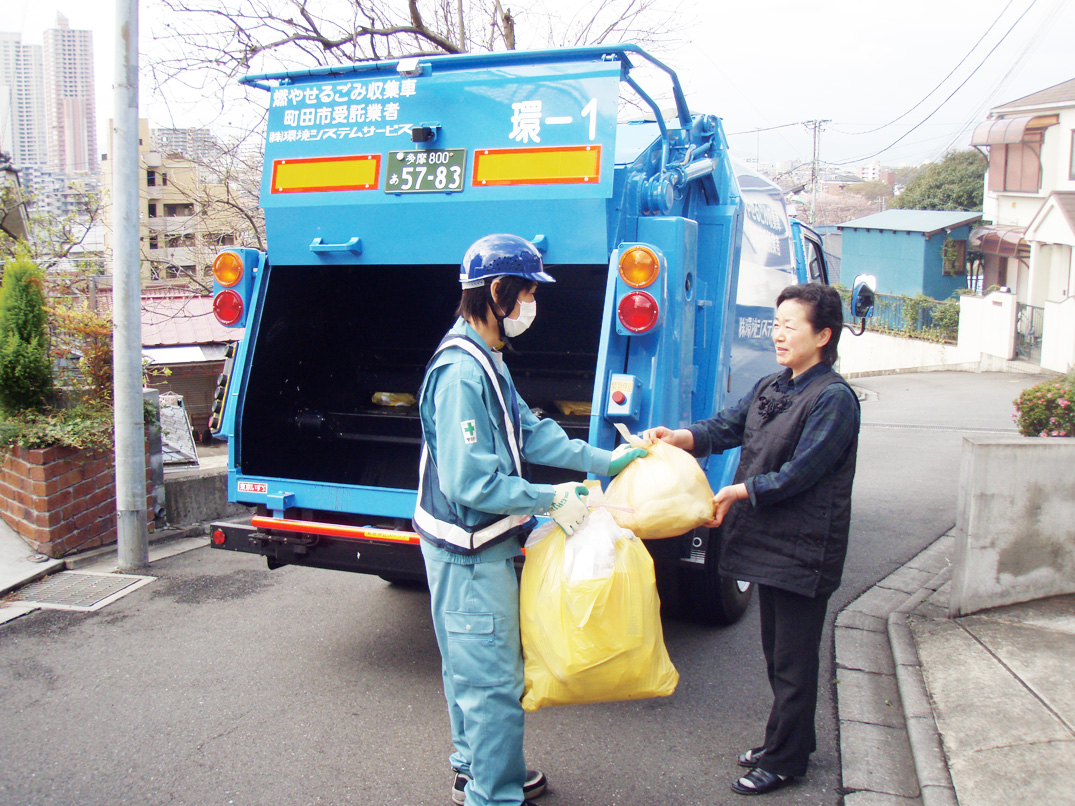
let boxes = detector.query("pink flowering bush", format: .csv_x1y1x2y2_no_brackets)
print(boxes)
1013,375,1075,437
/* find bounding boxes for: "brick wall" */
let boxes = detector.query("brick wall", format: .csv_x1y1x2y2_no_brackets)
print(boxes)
0,440,154,558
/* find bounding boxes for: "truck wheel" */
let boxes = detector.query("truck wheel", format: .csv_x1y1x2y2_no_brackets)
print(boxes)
379,574,428,590
681,527,753,626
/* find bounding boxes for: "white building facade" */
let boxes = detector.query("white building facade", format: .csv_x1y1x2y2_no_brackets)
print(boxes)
0,32,47,167
969,77,1075,372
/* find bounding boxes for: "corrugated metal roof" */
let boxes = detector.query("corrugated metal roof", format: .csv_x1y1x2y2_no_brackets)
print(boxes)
141,294,243,347
992,77,1075,114
838,210,981,235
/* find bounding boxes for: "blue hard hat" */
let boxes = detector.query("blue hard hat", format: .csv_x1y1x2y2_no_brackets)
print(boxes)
459,234,556,288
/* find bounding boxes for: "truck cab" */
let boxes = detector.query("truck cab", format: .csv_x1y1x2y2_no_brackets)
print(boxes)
207,45,866,624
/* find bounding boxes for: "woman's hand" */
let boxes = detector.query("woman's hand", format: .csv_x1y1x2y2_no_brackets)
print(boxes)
639,426,695,451
705,483,749,528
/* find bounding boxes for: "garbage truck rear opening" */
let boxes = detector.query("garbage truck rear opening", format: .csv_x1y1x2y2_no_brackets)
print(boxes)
207,45,869,626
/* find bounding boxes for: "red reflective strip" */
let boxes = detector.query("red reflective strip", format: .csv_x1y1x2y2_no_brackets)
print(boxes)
251,516,421,544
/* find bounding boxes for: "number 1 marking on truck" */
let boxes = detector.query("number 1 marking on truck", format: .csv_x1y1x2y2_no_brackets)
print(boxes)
582,98,597,141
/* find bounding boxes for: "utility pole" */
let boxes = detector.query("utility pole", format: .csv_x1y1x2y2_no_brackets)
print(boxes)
807,119,830,225
113,0,148,572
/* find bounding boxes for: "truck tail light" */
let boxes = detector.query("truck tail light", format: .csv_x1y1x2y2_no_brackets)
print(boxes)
619,246,660,288
214,289,244,326
618,291,659,334
211,529,227,545
213,251,244,287
211,248,259,329
613,243,663,336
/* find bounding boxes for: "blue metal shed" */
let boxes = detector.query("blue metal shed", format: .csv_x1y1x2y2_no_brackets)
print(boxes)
838,210,981,299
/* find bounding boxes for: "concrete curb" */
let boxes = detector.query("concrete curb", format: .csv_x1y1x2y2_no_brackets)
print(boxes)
888,568,958,806
836,533,958,806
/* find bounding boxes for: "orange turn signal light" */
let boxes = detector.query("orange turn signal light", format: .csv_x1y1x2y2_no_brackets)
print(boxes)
213,251,244,288
618,246,660,288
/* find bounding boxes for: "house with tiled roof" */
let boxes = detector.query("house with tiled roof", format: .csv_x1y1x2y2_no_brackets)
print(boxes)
141,289,242,441
968,77,1075,370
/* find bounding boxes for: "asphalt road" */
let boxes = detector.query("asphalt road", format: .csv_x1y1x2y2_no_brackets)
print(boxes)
0,371,1051,806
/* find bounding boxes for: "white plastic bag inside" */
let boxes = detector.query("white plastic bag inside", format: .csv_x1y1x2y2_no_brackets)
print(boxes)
526,509,635,582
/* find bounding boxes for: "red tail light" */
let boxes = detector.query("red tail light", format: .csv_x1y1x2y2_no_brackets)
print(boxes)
617,291,659,333
213,289,244,326
211,529,227,545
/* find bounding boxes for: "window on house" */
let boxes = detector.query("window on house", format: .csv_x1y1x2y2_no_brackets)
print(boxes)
146,170,156,187
149,264,161,280
161,172,168,186
987,139,1042,193
147,203,157,217
1070,131,1075,181
148,235,158,249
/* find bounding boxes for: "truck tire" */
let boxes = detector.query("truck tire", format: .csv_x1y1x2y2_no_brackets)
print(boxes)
678,526,753,626
379,574,428,590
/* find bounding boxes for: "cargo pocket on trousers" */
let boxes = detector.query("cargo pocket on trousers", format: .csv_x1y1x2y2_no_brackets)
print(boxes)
445,611,514,687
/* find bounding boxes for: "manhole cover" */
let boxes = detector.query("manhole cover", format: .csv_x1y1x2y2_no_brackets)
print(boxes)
16,571,154,612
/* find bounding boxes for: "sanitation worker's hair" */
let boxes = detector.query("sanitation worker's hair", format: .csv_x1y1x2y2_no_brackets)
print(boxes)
457,275,538,328
776,282,844,366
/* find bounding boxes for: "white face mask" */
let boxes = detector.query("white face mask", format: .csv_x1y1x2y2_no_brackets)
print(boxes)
503,299,537,337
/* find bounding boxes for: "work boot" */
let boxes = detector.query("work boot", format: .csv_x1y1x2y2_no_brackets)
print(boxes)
451,768,548,805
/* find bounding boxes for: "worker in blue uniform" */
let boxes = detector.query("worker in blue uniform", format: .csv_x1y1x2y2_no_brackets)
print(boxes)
414,233,647,806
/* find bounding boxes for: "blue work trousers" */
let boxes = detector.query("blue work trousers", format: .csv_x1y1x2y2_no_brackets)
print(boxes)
423,550,527,806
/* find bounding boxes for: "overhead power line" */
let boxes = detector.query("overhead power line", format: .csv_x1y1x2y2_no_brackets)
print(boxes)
836,0,1018,137
828,0,1041,166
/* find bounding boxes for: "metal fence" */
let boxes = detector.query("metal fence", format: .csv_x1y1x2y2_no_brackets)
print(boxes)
1015,303,1044,363
842,292,960,342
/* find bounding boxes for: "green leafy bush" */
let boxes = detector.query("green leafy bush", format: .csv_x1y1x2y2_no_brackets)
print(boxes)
0,250,53,413
0,402,114,451
1013,375,1075,437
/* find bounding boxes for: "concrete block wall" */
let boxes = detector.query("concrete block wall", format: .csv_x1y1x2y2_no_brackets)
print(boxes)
949,437,1075,616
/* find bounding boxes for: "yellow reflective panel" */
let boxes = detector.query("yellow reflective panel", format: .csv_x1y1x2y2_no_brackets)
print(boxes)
473,145,601,186
271,155,381,193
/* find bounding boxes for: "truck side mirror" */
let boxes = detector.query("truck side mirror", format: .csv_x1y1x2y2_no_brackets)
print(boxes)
844,274,876,335
850,274,876,319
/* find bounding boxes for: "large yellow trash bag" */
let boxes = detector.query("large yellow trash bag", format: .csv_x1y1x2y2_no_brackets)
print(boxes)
520,511,679,711
603,433,716,539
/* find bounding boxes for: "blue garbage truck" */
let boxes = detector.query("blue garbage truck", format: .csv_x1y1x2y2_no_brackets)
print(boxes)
206,45,872,624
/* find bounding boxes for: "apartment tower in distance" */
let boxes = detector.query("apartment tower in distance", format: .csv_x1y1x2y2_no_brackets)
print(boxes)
0,33,47,167
42,13,96,174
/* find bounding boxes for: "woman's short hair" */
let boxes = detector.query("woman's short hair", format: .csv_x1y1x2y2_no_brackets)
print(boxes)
776,283,844,366
457,275,536,325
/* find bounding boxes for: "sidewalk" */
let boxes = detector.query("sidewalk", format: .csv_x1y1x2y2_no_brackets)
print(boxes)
835,532,1075,806
0,516,211,624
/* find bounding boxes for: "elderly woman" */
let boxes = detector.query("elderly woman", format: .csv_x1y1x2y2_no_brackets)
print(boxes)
644,282,860,796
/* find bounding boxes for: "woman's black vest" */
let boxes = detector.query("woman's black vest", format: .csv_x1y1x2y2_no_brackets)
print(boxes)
719,369,859,598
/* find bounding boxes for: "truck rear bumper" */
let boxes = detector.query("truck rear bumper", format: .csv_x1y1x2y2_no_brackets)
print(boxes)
208,517,427,581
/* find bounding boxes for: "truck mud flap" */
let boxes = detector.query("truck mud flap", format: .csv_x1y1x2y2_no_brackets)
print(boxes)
208,518,426,582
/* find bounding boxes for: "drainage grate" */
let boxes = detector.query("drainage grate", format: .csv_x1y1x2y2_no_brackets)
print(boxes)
16,571,155,612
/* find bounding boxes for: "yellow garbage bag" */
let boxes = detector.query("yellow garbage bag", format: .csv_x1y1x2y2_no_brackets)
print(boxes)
603,434,716,539
520,511,679,711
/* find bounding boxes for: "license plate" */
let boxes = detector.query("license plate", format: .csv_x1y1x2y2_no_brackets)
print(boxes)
385,149,466,194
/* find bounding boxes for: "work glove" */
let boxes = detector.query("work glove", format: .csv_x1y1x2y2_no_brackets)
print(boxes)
608,443,648,476
548,482,590,536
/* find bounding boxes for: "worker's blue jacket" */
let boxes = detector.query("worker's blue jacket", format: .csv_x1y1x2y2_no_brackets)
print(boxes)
414,318,613,554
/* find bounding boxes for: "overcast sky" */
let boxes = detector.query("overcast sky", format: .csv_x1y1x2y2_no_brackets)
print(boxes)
9,0,1075,168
